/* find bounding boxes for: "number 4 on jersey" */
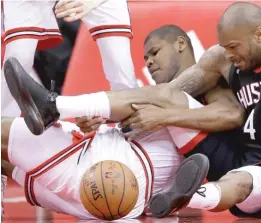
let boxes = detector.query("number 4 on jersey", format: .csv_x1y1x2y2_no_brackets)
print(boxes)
244,109,256,140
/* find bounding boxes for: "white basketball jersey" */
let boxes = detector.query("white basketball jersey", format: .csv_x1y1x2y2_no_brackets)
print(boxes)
167,92,209,154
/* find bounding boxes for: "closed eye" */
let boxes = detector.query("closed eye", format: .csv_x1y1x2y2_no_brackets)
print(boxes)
152,49,159,56
229,45,237,50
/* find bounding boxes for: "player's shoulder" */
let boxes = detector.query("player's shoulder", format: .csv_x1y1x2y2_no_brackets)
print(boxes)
199,45,226,66
198,45,232,77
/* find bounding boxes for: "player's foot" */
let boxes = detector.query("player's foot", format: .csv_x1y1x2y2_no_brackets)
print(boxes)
1,175,7,218
149,154,209,218
4,57,60,135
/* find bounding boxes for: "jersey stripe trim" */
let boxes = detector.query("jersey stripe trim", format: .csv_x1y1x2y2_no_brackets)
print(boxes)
179,132,208,155
3,27,63,50
89,25,133,40
131,140,154,205
24,132,95,206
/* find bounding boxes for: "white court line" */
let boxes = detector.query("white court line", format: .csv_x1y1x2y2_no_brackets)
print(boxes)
4,196,26,203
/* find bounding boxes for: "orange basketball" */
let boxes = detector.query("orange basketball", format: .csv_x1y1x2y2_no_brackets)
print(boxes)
79,160,139,220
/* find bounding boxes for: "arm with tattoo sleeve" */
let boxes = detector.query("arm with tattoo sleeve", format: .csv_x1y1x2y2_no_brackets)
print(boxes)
167,45,230,97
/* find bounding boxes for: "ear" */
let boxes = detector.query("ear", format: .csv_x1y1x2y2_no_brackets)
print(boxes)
254,26,261,43
176,36,188,53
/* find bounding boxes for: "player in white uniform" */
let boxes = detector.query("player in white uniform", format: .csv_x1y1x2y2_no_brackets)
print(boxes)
1,94,209,219
2,0,138,116
1,1,137,215
4,21,260,218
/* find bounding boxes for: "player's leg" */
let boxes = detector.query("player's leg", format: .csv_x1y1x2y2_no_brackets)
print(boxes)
150,165,261,218
3,57,183,134
2,0,62,116
82,0,138,90
1,115,77,173
187,165,261,216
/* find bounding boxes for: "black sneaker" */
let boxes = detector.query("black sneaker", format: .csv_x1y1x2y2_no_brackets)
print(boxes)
4,57,60,135
149,154,209,218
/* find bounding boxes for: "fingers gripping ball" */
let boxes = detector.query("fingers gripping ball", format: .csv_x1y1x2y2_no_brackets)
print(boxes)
80,160,139,220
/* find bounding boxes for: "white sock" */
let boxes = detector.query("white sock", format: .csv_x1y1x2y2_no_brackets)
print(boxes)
56,92,111,119
188,183,221,210
97,37,138,90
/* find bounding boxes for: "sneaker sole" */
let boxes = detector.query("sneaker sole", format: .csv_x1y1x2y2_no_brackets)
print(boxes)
4,58,44,135
149,154,209,218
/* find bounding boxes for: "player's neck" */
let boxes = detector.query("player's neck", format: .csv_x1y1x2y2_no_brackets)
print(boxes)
175,56,196,79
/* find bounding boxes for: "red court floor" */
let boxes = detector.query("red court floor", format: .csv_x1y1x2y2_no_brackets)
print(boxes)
3,180,261,223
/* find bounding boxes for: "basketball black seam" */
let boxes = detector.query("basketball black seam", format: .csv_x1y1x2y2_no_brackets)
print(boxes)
82,179,106,219
118,195,138,216
101,161,114,220
117,163,126,216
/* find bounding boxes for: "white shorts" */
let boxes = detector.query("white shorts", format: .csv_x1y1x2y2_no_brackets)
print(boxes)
9,118,181,219
3,0,132,49
3,0,62,50
82,0,132,40
167,92,208,154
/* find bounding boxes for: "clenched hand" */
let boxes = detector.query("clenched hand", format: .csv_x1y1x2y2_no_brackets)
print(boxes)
120,104,170,140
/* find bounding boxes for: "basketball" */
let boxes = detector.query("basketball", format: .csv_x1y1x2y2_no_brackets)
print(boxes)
79,160,139,220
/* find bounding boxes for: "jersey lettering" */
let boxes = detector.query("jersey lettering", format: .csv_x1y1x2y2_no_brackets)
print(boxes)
243,109,256,140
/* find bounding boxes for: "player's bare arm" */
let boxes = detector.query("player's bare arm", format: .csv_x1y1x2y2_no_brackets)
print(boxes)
167,45,231,97
119,87,245,139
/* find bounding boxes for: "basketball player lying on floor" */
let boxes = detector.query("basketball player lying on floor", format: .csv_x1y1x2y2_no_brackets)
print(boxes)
2,0,137,117
3,2,261,218
3,56,261,219
76,23,261,218
2,112,207,219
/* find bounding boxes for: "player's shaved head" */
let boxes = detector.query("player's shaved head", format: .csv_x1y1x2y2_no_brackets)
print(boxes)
217,2,261,71
217,2,261,34
144,25,193,52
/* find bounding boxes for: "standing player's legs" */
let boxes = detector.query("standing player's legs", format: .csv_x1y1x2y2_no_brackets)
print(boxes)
82,0,138,90
2,0,62,116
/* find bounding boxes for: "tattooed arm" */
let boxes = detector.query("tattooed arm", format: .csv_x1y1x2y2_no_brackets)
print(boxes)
167,45,230,98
